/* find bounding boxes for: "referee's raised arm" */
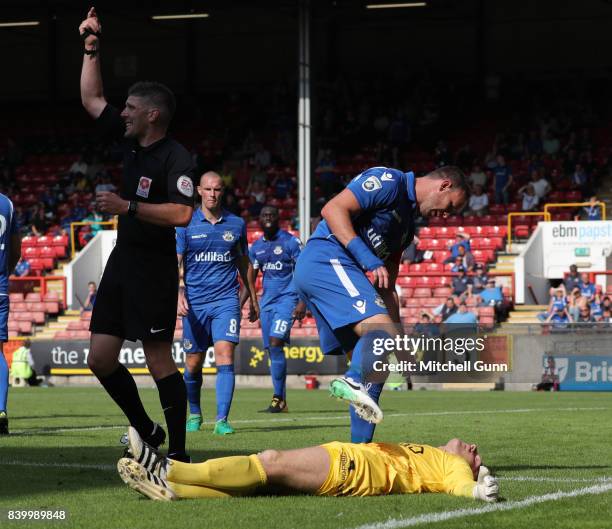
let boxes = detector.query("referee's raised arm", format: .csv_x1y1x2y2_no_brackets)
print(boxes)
79,7,107,118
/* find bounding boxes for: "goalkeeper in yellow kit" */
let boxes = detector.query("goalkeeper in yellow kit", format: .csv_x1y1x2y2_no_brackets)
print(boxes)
118,427,499,502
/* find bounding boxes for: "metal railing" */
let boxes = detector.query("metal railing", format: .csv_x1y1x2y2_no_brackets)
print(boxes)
506,211,551,252
543,201,606,222
69,219,117,258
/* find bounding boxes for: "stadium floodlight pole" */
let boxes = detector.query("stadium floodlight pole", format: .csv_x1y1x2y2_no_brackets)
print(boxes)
0,21,40,27
298,0,312,243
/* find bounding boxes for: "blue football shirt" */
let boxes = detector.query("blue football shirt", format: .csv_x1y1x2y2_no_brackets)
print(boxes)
0,193,17,295
176,208,247,306
248,230,302,310
310,167,417,263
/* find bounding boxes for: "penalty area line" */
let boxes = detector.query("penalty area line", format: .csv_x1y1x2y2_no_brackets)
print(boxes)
349,483,612,529
12,406,608,435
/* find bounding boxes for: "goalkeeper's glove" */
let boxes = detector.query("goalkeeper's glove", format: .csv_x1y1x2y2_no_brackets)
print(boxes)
472,465,499,502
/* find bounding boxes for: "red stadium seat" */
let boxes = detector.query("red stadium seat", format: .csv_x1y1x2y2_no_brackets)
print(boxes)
39,246,56,259
25,293,42,302
425,263,442,273
11,302,27,312
17,321,33,334
23,247,40,259
21,236,37,248
433,287,452,297
413,287,432,298
418,226,434,238
9,293,24,303
54,330,71,339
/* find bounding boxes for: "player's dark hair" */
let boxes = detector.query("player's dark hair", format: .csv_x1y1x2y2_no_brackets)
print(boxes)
128,81,176,126
429,165,469,196
261,205,279,215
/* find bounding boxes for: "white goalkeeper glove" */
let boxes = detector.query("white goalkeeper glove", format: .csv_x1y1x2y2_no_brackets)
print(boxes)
472,465,499,502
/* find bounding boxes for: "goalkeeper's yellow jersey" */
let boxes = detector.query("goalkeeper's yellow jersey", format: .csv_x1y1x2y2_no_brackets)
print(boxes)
317,441,476,498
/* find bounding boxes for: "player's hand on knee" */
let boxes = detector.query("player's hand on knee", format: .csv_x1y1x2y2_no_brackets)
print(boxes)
371,265,389,290
292,301,307,322
473,468,499,502
79,7,101,46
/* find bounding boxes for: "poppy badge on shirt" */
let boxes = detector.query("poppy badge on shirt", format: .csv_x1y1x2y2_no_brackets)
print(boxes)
136,176,152,198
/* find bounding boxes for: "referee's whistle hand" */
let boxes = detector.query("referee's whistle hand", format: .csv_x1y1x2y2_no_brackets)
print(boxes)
96,191,128,215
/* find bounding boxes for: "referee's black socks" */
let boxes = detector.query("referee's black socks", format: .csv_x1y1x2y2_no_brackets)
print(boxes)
98,364,155,438
155,371,187,459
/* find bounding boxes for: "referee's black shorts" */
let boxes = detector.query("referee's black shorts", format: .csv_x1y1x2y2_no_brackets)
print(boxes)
90,246,178,343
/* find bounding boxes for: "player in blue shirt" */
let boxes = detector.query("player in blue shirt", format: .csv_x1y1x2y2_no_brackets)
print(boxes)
293,166,468,443
177,172,259,435
247,206,306,413
0,193,22,435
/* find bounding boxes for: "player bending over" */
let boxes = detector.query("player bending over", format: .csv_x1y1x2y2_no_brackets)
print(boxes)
293,166,468,443
117,427,498,502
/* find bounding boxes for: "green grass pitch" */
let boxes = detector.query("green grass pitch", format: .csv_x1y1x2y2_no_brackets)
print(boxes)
1,387,611,529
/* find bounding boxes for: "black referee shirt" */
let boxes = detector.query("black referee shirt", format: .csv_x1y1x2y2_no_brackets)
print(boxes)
96,104,195,256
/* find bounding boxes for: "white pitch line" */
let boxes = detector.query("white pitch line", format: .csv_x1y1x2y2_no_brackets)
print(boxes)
11,406,608,435
2,460,115,471
349,483,612,529
500,476,612,483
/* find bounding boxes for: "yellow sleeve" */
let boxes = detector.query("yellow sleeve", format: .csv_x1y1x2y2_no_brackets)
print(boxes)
443,455,477,499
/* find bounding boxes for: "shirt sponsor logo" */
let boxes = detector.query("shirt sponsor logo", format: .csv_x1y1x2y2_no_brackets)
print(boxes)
262,261,283,271
195,251,232,262
223,231,235,242
362,175,382,192
256,250,266,255
273,245,283,255
191,233,208,239
366,227,390,260
136,176,152,198
177,175,194,198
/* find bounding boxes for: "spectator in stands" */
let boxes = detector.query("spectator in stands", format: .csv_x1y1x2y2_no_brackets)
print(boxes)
94,174,117,194
82,281,97,312
13,258,30,277
566,289,585,322
579,196,602,221
526,130,542,157
529,169,551,200
518,184,539,212
489,155,513,205
444,302,478,325
600,296,611,316
575,305,596,327
590,292,604,321
29,204,49,237
436,297,458,322
248,181,266,216
602,309,612,324
82,207,106,242
467,163,487,190
444,233,471,263
571,163,588,193
535,356,560,391
401,236,424,265
563,264,582,294
69,154,89,176
413,312,438,337
471,264,489,295
465,185,488,216
544,306,572,330
579,273,596,302
539,288,567,322
542,131,560,156
451,267,472,299
451,246,475,272
222,190,241,216
316,149,340,199
272,172,293,200
477,278,508,321
253,143,271,168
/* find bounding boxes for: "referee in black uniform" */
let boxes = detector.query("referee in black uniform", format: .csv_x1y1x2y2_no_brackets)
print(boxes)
79,7,193,461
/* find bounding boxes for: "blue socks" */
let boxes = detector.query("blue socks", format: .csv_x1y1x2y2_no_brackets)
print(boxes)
268,346,287,399
215,364,235,421
350,382,384,443
0,352,8,412
183,368,203,416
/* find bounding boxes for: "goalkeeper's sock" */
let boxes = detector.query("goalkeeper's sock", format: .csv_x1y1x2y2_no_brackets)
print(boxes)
168,482,233,499
183,368,202,415
98,364,154,437
215,364,235,421
155,371,187,458
167,454,267,493
349,382,383,443
0,351,8,412
268,346,287,399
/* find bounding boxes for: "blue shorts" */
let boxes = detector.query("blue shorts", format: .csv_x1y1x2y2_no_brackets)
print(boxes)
0,295,8,341
260,300,297,349
182,299,240,354
293,238,387,354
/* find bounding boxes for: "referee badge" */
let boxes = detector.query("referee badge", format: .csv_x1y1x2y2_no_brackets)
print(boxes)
136,176,152,198
223,231,235,242
273,245,283,255
177,175,194,198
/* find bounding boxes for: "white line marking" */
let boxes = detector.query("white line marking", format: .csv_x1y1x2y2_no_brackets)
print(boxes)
10,406,608,435
500,476,612,483
349,483,612,529
2,461,115,471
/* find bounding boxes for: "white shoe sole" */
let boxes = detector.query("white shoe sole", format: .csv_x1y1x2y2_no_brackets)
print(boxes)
117,458,176,501
330,378,384,424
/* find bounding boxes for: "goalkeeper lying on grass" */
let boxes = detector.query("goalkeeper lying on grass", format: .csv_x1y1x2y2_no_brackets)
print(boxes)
118,427,499,502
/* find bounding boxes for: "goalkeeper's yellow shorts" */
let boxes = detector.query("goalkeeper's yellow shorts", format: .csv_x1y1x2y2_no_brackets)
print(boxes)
316,442,395,497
